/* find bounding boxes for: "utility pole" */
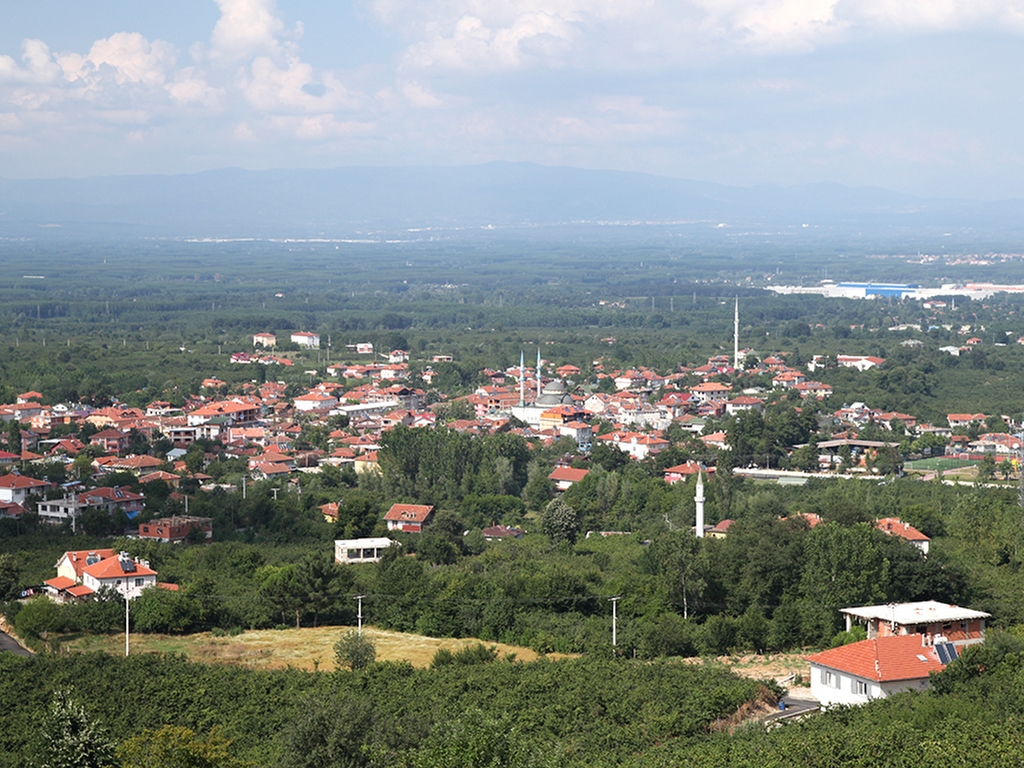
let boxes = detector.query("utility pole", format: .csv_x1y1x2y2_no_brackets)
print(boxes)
355,595,366,635
124,586,131,657
609,596,621,653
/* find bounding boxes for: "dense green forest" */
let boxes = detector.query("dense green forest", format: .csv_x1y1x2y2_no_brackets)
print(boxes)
3,630,1024,766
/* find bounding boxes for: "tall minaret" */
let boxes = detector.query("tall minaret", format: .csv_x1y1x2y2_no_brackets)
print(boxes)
733,296,740,371
695,469,705,538
519,350,525,407
536,348,542,400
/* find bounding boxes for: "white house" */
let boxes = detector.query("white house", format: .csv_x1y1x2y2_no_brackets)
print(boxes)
81,553,158,599
253,333,277,347
334,538,397,564
837,355,886,371
806,634,950,707
0,474,50,504
291,332,320,348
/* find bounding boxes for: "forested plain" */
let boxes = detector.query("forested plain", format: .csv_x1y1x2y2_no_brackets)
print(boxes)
4,233,1024,765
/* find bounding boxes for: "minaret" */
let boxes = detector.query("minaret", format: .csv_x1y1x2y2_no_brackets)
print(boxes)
695,469,705,538
733,297,740,371
519,350,525,407
536,348,542,400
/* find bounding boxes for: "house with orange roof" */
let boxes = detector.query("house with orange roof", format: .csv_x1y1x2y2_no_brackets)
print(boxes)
294,391,338,412
54,549,117,582
0,474,50,504
772,371,806,389
663,461,712,485
596,431,670,461
384,503,434,533
806,634,950,707
549,466,590,491
947,413,987,429
353,451,380,474
874,517,931,555
706,519,734,538
101,454,166,475
725,396,764,415
82,553,158,599
699,431,729,450
688,381,732,403
89,428,128,455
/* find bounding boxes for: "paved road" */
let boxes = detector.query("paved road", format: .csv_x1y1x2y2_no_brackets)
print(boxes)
0,628,32,656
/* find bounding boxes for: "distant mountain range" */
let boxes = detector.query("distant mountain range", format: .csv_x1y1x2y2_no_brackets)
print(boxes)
0,162,1022,241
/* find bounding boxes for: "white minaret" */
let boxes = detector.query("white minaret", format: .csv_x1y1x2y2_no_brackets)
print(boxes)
536,348,542,400
733,297,740,371
519,350,525,407
695,469,705,538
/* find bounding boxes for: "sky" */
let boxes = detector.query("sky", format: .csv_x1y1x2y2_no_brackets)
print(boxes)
1,0,1023,198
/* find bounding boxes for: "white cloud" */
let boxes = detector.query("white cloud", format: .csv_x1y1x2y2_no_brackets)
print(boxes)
0,40,62,84
210,0,292,59
166,68,225,107
58,33,177,88
376,0,1024,69
404,11,576,70
242,55,360,112
401,81,443,107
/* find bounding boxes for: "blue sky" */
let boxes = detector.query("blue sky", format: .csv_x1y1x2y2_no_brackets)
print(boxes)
1,1,1022,198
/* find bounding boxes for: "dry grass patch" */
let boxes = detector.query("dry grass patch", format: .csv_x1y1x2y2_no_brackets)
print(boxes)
62,626,570,671
681,652,808,684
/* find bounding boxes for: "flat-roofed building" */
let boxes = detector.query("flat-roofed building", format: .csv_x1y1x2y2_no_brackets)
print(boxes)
334,537,397,564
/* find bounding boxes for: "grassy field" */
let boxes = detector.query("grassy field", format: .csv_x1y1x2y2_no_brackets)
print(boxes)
905,457,979,471
60,626,568,671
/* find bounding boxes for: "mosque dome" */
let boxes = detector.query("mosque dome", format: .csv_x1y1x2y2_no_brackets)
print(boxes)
536,379,575,406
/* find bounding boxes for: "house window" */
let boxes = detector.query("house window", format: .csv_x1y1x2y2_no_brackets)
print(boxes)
135,578,144,587
854,680,868,696
821,670,839,688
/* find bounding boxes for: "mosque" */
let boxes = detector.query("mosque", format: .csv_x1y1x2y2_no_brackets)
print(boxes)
507,350,581,428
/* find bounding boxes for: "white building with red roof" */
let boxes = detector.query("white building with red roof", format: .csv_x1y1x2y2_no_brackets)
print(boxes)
0,474,50,504
596,431,670,461
384,503,434,533
54,549,117,582
291,332,320,348
874,517,931,555
82,553,157,599
806,634,951,707
548,466,590,491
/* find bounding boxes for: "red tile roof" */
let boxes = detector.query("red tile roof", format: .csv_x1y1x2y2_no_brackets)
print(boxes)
83,556,157,580
0,474,49,490
548,467,590,483
875,517,930,542
806,635,946,682
58,549,117,578
384,503,434,523
45,576,75,590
